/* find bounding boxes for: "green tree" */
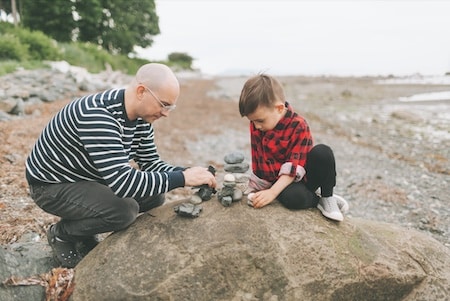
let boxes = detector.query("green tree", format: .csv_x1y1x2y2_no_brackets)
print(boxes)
0,0,12,13
74,0,103,43
19,0,75,42
76,0,160,55
168,52,194,70
16,0,160,55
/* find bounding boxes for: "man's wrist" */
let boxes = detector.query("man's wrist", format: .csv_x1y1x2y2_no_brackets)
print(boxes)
168,170,185,190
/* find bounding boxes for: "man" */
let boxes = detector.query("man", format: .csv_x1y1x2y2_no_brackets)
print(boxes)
26,63,216,268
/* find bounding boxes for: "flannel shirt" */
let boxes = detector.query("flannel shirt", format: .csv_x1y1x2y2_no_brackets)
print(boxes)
250,102,313,183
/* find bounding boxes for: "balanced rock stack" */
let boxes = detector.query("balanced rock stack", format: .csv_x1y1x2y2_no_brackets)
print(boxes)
223,152,250,193
217,152,250,207
217,174,242,207
223,152,250,192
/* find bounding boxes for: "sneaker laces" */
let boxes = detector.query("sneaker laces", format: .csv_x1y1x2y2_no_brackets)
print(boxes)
318,197,344,222
315,189,349,213
321,197,340,213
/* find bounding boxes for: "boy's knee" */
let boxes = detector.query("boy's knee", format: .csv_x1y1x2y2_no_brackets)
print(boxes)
308,144,335,165
311,144,333,156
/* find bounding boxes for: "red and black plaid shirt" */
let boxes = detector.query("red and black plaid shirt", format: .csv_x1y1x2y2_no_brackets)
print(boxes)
250,102,313,183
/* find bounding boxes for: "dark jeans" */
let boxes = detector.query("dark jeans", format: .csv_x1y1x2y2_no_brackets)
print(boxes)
277,144,337,210
29,181,164,241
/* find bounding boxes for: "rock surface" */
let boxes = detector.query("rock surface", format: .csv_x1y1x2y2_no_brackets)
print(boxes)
0,242,53,300
72,198,450,301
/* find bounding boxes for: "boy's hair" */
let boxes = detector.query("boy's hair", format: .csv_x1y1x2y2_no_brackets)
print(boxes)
238,74,285,117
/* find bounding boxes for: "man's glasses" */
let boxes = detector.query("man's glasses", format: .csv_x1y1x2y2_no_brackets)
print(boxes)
142,85,176,112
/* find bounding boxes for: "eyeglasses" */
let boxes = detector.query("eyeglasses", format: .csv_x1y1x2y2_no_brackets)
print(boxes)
142,85,176,112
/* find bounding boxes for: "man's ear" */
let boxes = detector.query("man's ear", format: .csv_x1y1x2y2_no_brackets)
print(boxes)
137,85,146,99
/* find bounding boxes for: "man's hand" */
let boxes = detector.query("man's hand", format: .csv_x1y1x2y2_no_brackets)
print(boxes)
182,166,217,188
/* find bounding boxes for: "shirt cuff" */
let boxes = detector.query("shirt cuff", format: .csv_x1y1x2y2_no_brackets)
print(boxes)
168,170,185,190
278,162,306,182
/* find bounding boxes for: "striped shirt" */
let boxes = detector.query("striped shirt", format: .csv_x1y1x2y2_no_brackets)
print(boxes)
26,88,185,199
250,102,313,183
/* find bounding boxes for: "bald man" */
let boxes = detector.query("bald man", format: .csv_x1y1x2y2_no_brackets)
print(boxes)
26,63,216,268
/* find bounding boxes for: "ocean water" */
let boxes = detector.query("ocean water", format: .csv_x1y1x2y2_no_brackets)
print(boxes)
377,75,450,143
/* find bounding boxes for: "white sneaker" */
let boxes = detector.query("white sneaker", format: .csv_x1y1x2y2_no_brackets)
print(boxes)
334,194,349,214
315,189,349,214
317,197,344,222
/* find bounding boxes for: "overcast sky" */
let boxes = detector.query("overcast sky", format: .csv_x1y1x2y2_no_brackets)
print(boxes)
138,1,450,76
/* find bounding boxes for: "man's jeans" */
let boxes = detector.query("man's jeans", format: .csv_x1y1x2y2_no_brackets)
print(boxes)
29,181,164,240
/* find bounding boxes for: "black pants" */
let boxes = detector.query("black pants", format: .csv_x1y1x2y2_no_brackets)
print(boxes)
29,181,164,240
277,144,336,210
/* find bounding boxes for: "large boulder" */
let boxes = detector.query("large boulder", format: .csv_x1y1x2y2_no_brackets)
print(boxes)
0,241,54,301
72,199,450,301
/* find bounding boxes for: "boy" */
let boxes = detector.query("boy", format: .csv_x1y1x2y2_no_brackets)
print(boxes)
238,74,348,221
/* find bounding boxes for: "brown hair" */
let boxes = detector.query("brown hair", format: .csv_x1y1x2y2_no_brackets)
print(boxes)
238,74,285,117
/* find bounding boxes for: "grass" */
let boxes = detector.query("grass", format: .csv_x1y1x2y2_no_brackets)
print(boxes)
0,41,191,76
0,60,48,76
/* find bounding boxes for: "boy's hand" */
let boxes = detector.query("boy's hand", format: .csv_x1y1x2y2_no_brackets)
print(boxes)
249,189,277,208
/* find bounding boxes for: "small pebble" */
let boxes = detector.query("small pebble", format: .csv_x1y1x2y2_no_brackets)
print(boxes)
223,182,236,188
190,194,203,205
224,152,245,164
223,173,235,182
232,189,243,202
221,196,233,207
233,173,249,183
224,163,249,173
232,189,244,202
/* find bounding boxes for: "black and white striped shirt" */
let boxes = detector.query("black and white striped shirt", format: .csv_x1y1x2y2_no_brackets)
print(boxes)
26,88,184,199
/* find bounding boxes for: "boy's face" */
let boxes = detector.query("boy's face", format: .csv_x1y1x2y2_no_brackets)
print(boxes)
246,103,285,132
